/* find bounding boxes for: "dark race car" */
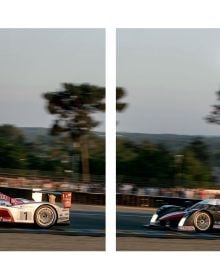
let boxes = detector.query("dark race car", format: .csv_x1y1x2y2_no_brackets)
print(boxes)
149,199,220,232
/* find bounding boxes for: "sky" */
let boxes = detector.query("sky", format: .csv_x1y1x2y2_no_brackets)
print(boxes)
0,29,105,130
117,29,220,136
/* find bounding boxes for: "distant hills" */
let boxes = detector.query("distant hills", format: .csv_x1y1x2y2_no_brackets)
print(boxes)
19,127,105,142
20,127,49,142
117,132,220,154
20,128,220,154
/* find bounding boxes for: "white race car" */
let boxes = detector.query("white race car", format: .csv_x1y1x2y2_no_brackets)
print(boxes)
0,192,70,228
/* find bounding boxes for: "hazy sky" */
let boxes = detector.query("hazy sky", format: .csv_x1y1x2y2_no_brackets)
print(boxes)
117,29,220,136
0,29,105,130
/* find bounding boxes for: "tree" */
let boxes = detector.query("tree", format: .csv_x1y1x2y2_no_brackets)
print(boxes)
116,139,174,187
0,125,28,169
0,139,28,169
44,84,127,183
116,87,127,112
178,138,212,187
44,83,105,183
188,137,210,163
182,149,211,187
0,124,25,144
89,134,105,176
206,89,220,124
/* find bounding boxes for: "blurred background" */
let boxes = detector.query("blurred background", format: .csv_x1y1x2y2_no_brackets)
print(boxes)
116,29,220,205
0,29,106,203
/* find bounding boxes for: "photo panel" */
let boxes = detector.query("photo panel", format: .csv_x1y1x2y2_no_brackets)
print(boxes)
0,28,105,251
116,28,220,250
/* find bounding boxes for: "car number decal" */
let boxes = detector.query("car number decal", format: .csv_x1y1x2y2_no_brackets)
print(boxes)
20,211,30,221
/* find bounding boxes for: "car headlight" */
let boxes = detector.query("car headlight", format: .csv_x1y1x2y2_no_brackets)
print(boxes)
150,214,158,223
178,217,187,227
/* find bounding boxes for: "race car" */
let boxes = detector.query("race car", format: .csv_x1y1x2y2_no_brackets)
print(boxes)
149,199,220,232
0,192,70,228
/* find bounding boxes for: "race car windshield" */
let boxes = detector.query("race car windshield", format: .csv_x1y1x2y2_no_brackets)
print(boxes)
0,200,11,206
187,202,209,211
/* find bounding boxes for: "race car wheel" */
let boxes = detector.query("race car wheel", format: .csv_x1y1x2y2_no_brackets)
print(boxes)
193,211,213,232
34,205,57,228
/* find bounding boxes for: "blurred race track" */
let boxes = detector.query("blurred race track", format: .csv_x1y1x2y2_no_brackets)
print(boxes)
117,207,220,250
0,205,105,251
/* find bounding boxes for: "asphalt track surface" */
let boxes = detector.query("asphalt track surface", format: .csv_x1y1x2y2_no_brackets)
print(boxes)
116,207,220,250
0,205,105,250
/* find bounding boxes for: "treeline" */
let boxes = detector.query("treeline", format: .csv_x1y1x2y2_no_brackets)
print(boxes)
0,124,214,187
117,132,220,167
117,137,213,188
0,124,105,177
